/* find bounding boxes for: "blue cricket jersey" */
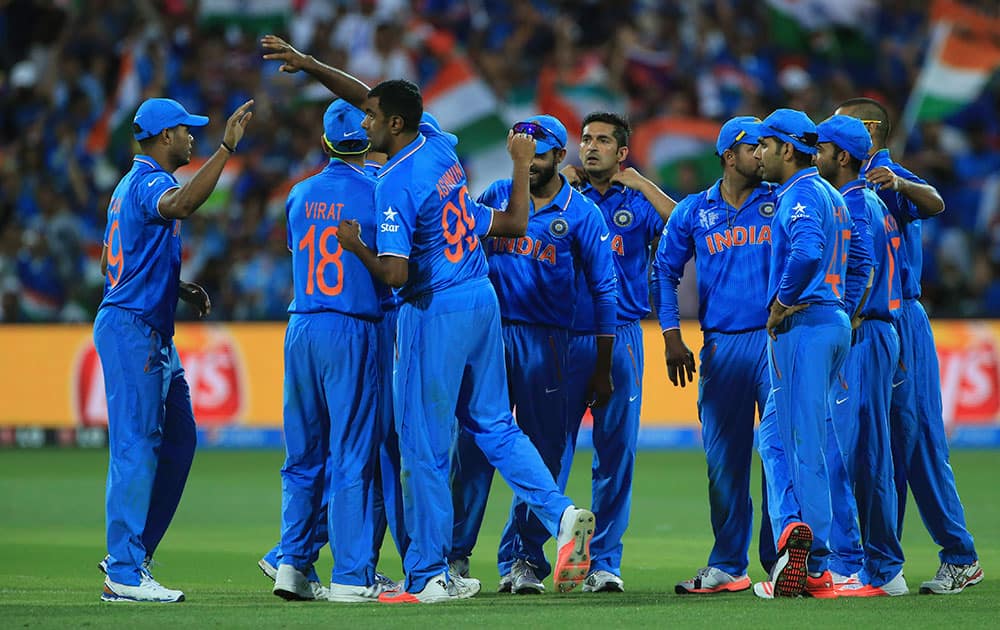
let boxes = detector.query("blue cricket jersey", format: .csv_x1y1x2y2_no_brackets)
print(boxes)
841,179,902,321
863,149,928,300
769,167,852,308
375,115,494,302
478,175,618,334
286,158,384,320
572,182,663,332
652,180,777,333
99,155,184,338
827,177,873,319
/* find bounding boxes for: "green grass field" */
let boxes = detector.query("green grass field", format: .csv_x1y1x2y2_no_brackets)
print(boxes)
1,449,997,628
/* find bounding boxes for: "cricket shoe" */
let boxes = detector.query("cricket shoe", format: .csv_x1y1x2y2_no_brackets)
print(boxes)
553,506,595,593
448,557,470,580
675,566,749,594
273,564,328,601
98,554,151,575
497,572,513,593
101,572,184,603
260,557,328,599
919,561,984,595
768,522,813,597
583,570,625,593
837,571,908,597
802,571,838,598
378,572,481,604
328,581,384,603
830,571,860,586
375,572,402,593
510,559,544,594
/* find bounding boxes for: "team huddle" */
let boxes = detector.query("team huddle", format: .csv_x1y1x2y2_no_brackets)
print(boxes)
92,35,983,604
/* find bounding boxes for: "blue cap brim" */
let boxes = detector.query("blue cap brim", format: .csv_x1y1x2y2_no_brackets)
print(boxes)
751,122,817,155
183,114,209,128
534,138,561,155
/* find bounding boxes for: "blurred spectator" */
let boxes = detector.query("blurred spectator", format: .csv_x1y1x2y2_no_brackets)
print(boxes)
0,0,998,322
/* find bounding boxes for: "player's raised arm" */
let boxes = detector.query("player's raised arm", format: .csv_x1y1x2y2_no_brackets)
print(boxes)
610,166,677,222
261,35,371,109
158,100,254,220
482,131,535,237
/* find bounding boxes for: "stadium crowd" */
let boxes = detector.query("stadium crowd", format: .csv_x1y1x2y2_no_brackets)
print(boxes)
1,0,999,324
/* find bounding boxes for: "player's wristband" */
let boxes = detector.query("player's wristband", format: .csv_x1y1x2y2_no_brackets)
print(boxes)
221,141,236,154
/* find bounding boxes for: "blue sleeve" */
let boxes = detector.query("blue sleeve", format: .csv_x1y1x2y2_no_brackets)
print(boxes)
574,202,618,336
777,193,826,306
888,162,928,221
137,172,181,224
651,198,694,331
375,181,416,258
285,196,294,252
474,180,510,237
843,199,874,317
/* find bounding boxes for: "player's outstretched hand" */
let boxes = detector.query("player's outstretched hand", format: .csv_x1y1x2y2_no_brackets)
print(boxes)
222,100,254,151
865,166,900,191
561,164,587,187
508,131,536,165
261,35,310,73
663,329,696,387
179,281,211,318
336,219,365,254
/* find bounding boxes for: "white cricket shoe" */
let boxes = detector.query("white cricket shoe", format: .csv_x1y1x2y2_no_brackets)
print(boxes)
328,581,384,603
101,572,184,603
583,570,625,593
497,572,513,593
510,559,544,594
257,557,278,581
919,561,984,595
375,572,402,593
675,566,749,594
830,571,860,586
273,564,323,601
837,570,909,597
378,572,481,604
260,557,328,599
448,557,470,579
553,506,595,593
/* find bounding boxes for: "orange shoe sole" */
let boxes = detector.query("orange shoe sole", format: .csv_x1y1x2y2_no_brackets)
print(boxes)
772,522,812,597
553,510,595,593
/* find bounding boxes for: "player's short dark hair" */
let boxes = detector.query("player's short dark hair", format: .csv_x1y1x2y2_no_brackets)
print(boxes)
582,112,631,148
791,149,814,168
838,97,891,147
831,143,864,174
368,79,422,132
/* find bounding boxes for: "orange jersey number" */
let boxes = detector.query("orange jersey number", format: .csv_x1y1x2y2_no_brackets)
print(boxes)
298,224,344,296
441,185,479,263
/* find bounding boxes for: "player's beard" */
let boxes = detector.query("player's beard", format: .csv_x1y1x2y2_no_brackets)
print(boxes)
734,159,761,185
529,159,557,196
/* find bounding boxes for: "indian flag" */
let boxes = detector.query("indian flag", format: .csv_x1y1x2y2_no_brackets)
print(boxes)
422,56,511,195
630,117,722,195
902,0,1000,130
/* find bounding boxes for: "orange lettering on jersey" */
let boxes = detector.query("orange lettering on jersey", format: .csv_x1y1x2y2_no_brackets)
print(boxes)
758,225,771,244
707,225,772,255
436,163,465,199
705,235,717,255
611,234,624,256
538,244,557,265
841,228,851,264
884,214,898,233
731,226,747,246
832,204,846,221
516,237,533,255
490,234,557,265
713,231,733,251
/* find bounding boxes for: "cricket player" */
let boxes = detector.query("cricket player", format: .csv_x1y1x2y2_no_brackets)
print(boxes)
562,112,674,593
449,114,618,595
95,97,253,603
653,116,777,595
261,34,598,603
749,108,853,599
814,114,907,596
835,97,982,594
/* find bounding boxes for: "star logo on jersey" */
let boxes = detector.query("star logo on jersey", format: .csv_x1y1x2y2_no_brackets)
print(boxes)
790,202,808,221
759,202,776,218
549,217,569,238
383,207,399,222
613,208,634,228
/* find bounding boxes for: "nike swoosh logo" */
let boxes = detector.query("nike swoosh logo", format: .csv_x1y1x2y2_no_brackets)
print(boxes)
147,180,156,187
628,394,639,402
892,380,905,388
836,397,849,405
600,233,610,242
771,387,782,393
343,130,361,137
545,387,559,394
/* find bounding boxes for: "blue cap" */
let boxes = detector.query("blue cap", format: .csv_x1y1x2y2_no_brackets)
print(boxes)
133,98,209,140
716,116,762,155
752,108,818,155
816,115,872,160
323,99,370,154
520,114,568,154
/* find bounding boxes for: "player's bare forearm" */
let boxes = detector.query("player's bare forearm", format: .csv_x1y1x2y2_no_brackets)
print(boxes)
261,35,370,108
611,167,677,221
899,178,945,217
336,219,408,287
159,100,254,220
100,244,108,277
178,280,211,318
663,327,696,387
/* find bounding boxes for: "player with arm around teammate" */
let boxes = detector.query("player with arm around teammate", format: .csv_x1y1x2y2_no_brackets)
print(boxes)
835,97,982,595
261,35,599,602
449,114,618,595
560,112,673,593
96,97,252,603
652,116,777,595
814,114,907,596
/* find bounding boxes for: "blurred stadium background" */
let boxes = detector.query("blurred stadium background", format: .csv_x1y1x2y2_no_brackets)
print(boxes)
2,0,1000,448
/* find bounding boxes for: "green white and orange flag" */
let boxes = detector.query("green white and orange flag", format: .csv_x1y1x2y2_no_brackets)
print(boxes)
902,0,1000,131
630,117,722,195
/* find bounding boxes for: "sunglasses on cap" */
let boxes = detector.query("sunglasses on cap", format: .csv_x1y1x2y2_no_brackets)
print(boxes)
511,121,560,142
768,126,818,147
